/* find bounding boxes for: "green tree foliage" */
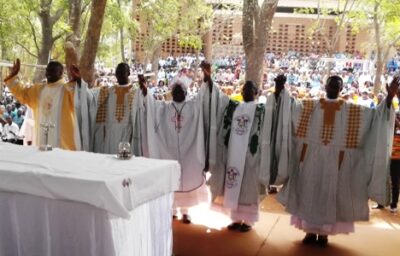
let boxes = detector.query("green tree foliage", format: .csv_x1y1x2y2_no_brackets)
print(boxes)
348,0,400,93
0,0,212,80
97,0,138,65
137,0,212,63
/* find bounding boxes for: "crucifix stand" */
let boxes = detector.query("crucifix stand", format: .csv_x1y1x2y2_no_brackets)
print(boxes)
39,122,55,151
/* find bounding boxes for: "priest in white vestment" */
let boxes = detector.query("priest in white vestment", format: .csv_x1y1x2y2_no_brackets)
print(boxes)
91,63,139,154
203,61,288,232
4,59,95,151
207,79,279,232
137,73,210,224
273,75,399,247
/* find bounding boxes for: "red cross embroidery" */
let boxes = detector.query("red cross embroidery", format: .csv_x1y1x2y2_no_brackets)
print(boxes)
171,113,184,133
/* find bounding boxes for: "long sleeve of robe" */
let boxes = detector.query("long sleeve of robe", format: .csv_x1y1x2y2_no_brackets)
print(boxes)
203,84,230,171
259,89,293,187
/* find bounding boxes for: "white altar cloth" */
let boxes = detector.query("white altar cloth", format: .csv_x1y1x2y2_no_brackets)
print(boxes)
0,143,181,256
0,191,173,256
0,143,181,218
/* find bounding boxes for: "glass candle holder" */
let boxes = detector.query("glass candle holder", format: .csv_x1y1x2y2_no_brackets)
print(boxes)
118,142,131,159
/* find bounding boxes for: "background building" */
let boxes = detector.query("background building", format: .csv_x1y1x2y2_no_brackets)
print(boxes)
133,0,371,61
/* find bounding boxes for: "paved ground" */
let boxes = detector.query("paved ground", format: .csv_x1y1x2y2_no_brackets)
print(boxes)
173,195,400,256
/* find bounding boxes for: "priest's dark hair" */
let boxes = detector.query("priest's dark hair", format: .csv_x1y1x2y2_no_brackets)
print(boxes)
46,61,64,83
244,80,258,92
326,75,343,89
242,80,259,102
274,74,287,87
325,75,344,99
116,63,130,77
47,61,64,72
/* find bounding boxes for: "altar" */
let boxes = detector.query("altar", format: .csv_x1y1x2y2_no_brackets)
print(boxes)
0,143,181,256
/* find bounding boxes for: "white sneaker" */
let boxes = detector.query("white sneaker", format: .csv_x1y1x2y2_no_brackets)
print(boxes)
390,207,398,213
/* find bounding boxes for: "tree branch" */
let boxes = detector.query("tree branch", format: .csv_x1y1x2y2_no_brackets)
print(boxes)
257,0,278,48
26,17,40,54
331,0,352,50
16,42,38,58
242,0,255,54
52,31,66,43
81,1,91,14
50,8,65,25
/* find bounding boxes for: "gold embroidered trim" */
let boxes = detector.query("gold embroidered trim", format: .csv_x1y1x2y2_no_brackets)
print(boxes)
320,99,343,145
345,104,361,148
296,100,315,138
115,86,134,123
96,87,110,123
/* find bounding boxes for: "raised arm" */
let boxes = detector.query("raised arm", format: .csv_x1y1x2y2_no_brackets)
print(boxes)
4,59,20,81
200,60,213,93
138,74,148,97
386,76,400,108
3,59,41,109
274,74,287,100
68,64,82,87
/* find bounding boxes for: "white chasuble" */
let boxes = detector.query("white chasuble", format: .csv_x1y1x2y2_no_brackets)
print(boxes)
145,89,206,192
277,96,395,228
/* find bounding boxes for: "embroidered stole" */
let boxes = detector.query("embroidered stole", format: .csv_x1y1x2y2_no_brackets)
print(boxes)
223,102,257,209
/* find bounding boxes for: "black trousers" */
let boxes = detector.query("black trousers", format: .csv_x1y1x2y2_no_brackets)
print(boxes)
390,159,400,208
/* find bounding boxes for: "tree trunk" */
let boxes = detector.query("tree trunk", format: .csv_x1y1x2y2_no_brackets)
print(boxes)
245,48,265,87
120,28,126,62
34,42,52,82
372,1,382,95
34,3,54,82
242,0,278,87
80,0,108,86
202,30,213,61
117,0,126,62
33,0,65,82
151,46,161,79
0,60,3,102
1,41,10,60
374,58,384,94
65,0,82,78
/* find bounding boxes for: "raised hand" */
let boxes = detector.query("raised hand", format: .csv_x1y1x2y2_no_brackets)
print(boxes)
4,59,21,81
386,76,400,108
387,76,399,97
69,64,81,82
200,61,213,91
274,74,286,98
138,74,147,97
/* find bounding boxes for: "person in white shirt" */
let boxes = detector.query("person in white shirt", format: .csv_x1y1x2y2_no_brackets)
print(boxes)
2,115,20,143
358,90,375,108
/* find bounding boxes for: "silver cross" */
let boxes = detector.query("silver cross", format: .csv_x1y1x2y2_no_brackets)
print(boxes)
39,122,55,151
